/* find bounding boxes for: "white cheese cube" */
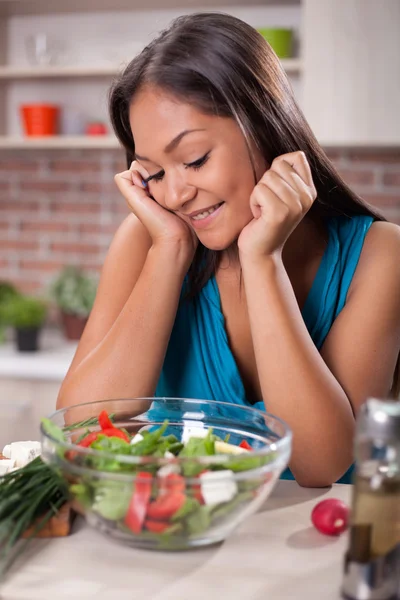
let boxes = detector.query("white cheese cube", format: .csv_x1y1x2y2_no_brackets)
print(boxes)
181,422,208,444
199,470,238,506
0,459,16,475
3,441,41,468
164,451,175,459
130,433,144,446
157,462,181,478
2,445,11,459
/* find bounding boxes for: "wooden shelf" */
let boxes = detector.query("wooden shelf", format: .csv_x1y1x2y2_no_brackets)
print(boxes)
0,59,303,79
0,65,125,79
0,135,397,151
0,135,120,149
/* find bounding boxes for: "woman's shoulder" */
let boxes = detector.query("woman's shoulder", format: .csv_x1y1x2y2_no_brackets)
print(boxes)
350,220,400,296
361,220,400,263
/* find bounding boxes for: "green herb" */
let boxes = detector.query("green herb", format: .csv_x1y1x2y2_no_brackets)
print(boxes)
86,436,133,473
91,481,132,521
69,483,92,509
171,496,201,522
227,452,276,473
128,421,169,457
185,505,211,536
209,491,253,522
178,429,216,477
41,418,66,444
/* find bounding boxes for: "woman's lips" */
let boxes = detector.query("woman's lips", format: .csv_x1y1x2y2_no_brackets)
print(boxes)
188,202,225,229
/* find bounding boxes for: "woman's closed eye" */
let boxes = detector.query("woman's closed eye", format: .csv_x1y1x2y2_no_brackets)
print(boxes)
144,151,211,185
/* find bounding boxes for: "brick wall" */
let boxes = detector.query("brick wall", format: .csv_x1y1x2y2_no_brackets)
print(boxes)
0,147,399,295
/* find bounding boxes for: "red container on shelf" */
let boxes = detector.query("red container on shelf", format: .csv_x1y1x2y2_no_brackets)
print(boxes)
20,104,60,136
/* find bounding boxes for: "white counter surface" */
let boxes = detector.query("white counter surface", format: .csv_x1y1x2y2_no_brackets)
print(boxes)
0,330,76,381
0,480,351,600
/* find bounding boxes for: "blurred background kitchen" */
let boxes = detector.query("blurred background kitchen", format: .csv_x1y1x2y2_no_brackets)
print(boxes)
0,0,399,445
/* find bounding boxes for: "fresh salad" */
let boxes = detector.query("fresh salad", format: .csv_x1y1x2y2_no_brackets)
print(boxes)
42,410,276,548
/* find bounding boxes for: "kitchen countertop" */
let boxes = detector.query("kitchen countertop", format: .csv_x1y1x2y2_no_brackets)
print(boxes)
0,329,77,381
0,480,351,600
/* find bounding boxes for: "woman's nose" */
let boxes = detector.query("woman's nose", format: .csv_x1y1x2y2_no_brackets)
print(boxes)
164,175,197,211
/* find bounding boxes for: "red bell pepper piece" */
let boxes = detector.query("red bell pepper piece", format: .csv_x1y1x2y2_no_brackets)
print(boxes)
144,520,170,534
147,491,186,521
78,431,101,448
98,409,113,431
124,472,153,534
102,427,129,443
239,439,252,450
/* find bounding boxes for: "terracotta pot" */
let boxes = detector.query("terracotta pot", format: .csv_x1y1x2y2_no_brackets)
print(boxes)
61,312,88,341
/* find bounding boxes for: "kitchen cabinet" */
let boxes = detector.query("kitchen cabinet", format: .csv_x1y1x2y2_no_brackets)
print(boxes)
303,0,400,146
0,0,397,148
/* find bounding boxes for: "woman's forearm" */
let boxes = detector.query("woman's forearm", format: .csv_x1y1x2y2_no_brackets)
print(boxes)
57,245,188,409
241,253,355,487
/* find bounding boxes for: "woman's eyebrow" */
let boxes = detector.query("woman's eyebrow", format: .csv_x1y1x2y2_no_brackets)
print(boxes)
135,128,206,162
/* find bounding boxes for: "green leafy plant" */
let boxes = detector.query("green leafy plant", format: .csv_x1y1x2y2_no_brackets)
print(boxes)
0,282,20,342
49,266,97,318
0,295,47,329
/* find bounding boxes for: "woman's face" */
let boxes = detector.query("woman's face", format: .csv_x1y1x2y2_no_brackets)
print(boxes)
129,86,266,251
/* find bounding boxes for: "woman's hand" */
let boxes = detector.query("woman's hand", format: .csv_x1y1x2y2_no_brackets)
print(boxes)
114,161,198,259
238,151,317,260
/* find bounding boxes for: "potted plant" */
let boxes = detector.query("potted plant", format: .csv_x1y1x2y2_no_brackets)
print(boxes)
50,266,97,340
0,295,47,352
0,282,19,344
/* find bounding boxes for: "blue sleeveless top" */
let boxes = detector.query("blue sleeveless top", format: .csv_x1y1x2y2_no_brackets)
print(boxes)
155,215,374,484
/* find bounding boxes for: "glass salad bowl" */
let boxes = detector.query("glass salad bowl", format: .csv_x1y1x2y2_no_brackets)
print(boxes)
40,398,292,550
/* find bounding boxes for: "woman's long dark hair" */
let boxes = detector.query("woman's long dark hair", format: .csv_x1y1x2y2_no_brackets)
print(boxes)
109,12,398,397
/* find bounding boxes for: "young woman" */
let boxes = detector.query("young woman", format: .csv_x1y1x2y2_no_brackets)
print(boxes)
57,13,400,487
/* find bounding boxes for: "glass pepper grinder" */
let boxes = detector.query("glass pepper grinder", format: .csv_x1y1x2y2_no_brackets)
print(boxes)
342,397,400,600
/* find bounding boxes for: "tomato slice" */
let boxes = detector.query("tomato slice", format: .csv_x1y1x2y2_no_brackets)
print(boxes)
239,439,252,450
124,472,153,534
144,519,170,534
159,473,185,494
146,492,186,521
98,409,113,431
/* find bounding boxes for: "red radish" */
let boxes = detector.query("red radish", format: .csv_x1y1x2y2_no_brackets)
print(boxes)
311,498,349,536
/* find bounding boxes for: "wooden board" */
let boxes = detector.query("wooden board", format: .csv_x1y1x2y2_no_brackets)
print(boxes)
22,502,75,539
1,454,75,538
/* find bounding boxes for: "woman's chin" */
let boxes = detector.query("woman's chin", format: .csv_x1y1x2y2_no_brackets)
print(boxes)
197,234,235,252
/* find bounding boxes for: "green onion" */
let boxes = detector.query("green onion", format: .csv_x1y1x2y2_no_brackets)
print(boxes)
0,459,68,577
